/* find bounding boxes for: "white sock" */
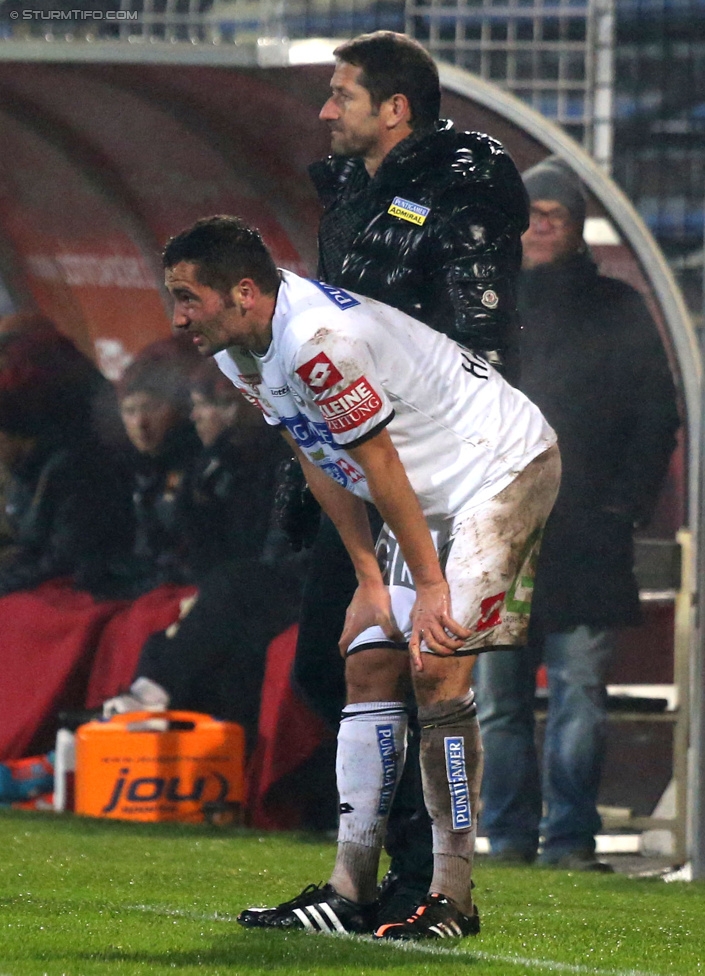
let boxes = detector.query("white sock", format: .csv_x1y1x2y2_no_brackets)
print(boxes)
329,701,408,903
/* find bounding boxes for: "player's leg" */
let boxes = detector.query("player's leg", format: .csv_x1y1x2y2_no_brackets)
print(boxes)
237,643,409,934
328,646,411,905
376,444,561,941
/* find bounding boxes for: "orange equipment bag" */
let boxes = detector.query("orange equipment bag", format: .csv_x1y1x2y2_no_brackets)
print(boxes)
75,711,245,823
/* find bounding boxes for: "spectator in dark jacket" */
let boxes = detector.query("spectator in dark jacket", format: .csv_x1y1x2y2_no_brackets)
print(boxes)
117,336,202,593
0,328,133,597
104,360,296,753
474,156,680,871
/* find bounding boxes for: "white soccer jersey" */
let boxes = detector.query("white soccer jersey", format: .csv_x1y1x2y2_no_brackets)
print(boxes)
215,270,556,520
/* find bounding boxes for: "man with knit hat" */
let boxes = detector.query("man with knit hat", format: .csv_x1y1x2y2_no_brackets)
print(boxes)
474,155,680,870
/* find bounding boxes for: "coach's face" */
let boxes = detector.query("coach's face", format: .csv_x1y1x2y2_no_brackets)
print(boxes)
166,261,244,356
319,61,386,160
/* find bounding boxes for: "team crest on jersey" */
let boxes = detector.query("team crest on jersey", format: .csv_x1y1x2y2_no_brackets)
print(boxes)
319,377,383,433
296,352,344,391
387,196,430,226
312,280,360,309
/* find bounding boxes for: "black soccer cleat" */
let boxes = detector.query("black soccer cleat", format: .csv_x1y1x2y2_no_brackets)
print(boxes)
373,892,480,941
237,882,377,935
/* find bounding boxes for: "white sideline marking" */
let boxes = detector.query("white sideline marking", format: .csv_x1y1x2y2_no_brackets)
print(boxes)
385,941,661,976
130,904,662,976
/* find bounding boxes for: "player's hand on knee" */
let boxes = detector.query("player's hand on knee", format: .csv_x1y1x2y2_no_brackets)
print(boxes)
408,581,471,671
338,579,405,657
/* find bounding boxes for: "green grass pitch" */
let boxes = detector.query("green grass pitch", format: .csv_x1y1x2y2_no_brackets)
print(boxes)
0,808,703,976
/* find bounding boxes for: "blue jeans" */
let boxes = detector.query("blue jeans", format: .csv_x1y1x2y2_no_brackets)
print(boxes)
474,627,616,860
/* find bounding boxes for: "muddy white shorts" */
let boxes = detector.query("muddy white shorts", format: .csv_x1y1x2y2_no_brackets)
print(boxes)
346,444,561,656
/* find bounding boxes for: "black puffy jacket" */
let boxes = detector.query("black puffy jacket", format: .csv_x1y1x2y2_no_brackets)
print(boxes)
309,120,529,374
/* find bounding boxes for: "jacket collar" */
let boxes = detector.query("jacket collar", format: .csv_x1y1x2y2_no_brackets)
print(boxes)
309,119,456,203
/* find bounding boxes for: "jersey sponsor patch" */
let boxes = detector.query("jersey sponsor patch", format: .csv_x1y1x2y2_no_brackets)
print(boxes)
296,352,344,391
444,736,472,830
320,460,349,487
319,377,383,433
387,195,430,226
312,280,360,309
474,591,506,632
280,414,320,449
238,373,261,387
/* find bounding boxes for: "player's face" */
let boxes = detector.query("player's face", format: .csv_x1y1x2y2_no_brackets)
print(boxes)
190,391,238,447
319,62,385,159
166,261,244,356
522,200,584,269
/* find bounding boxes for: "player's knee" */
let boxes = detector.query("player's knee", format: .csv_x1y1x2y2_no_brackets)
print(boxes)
345,646,409,704
413,653,477,706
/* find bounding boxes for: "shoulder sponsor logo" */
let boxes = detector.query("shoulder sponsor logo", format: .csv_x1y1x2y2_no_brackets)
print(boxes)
296,352,344,391
312,280,360,309
481,289,499,309
444,736,471,830
270,385,289,397
387,195,431,226
319,377,383,433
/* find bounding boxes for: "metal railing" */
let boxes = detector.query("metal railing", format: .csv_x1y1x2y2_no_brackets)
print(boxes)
0,0,404,44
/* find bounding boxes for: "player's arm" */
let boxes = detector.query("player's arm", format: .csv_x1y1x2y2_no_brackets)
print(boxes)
280,431,404,653
346,428,471,670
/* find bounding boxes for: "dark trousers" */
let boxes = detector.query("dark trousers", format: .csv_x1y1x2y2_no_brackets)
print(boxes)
137,559,299,755
293,513,433,887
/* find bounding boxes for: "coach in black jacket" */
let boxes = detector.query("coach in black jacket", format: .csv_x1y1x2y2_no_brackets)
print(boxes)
474,156,680,870
288,31,529,926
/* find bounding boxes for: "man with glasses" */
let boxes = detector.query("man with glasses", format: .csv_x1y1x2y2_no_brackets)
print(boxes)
474,156,680,870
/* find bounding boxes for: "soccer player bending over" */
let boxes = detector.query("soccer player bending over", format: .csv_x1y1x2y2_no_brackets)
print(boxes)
163,215,560,941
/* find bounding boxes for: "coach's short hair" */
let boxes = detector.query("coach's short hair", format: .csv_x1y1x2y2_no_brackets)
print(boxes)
334,31,440,130
162,216,280,295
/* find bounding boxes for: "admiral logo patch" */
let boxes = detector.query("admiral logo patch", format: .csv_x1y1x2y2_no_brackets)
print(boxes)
319,377,383,433
444,736,471,830
313,280,360,309
387,196,430,226
296,352,344,391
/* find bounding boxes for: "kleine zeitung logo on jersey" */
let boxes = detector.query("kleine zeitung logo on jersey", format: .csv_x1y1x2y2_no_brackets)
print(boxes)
319,377,383,432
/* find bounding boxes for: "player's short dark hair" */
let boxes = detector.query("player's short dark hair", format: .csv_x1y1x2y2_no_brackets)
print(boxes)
334,31,440,130
162,216,280,296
